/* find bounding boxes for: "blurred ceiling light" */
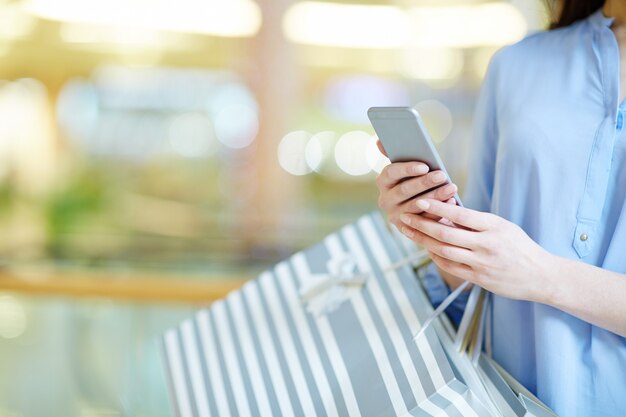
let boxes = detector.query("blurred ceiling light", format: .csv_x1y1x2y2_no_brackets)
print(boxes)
284,3,408,49
60,23,171,47
0,3,36,40
283,2,526,49
334,131,372,176
278,131,313,176
408,3,527,48
22,0,261,38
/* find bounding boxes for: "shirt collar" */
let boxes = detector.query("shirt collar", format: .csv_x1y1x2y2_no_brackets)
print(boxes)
588,7,614,30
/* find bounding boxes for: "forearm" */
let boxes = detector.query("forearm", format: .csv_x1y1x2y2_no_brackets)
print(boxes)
404,199,626,337
540,254,626,338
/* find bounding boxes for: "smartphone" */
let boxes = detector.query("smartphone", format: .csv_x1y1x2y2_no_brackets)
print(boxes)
367,106,463,206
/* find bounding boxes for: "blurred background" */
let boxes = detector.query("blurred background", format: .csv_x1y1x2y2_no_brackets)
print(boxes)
0,0,547,415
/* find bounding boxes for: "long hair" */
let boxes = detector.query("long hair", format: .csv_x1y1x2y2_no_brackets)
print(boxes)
548,0,606,29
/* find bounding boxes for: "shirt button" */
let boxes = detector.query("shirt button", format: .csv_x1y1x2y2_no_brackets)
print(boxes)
580,233,588,242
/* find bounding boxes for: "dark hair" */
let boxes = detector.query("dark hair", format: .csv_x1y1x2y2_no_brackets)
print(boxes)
548,0,605,29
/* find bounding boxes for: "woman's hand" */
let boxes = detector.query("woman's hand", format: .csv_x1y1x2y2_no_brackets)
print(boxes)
375,140,459,232
398,198,556,303
375,139,467,289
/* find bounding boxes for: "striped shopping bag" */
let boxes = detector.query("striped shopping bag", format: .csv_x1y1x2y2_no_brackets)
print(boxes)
161,212,494,417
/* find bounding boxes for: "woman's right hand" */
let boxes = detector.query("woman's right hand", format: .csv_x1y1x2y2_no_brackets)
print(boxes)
375,140,458,233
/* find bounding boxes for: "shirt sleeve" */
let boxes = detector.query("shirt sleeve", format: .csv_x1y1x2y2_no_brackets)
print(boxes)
420,51,502,325
420,262,470,326
462,50,502,212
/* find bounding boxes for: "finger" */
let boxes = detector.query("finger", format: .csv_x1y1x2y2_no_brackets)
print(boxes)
440,198,457,227
400,213,478,249
376,139,388,157
429,252,475,283
423,212,444,222
377,162,429,189
438,217,456,227
414,198,493,231
396,180,456,214
391,183,456,223
399,224,476,265
389,173,452,210
408,211,448,223
425,197,456,223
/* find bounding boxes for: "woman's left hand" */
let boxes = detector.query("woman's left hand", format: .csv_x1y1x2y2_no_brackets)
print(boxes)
399,198,556,304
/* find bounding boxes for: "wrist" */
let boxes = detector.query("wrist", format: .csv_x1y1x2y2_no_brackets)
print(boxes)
533,251,566,307
437,266,468,291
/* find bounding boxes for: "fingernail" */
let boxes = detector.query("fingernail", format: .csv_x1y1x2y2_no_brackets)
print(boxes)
402,227,414,238
412,164,428,175
416,199,430,210
443,183,457,194
400,214,411,225
431,172,445,183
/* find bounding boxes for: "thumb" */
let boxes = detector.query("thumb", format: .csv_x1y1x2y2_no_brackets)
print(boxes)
376,138,388,157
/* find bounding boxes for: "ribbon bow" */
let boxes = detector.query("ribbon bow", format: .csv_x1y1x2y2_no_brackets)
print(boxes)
299,254,369,316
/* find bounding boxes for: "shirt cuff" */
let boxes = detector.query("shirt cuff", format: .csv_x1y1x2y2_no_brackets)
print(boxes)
420,262,470,326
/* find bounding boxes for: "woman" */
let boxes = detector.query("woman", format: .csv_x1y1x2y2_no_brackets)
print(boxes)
375,1,626,416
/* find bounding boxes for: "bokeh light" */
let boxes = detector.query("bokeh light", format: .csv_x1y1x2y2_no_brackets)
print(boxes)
57,70,260,157
169,113,216,158
334,131,372,177
209,84,259,150
305,131,338,173
366,135,390,174
278,131,313,176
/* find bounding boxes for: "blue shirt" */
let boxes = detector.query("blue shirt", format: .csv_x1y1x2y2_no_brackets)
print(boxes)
424,9,626,417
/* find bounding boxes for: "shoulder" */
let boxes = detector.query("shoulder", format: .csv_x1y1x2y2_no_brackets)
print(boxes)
488,21,589,77
481,20,592,103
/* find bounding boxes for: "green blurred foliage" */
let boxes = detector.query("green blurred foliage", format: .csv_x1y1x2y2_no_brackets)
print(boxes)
44,166,109,253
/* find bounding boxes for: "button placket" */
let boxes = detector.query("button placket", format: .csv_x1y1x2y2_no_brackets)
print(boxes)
573,27,620,258
573,220,596,257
